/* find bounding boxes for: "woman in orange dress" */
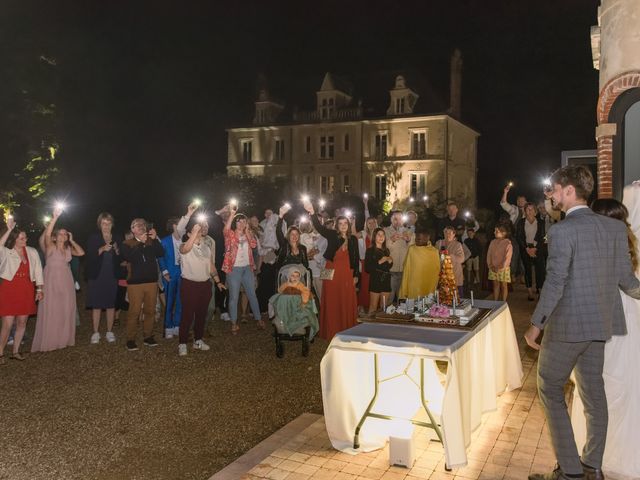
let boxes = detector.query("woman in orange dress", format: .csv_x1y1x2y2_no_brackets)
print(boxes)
306,202,359,340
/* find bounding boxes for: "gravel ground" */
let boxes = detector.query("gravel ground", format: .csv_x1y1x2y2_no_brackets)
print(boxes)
0,298,327,480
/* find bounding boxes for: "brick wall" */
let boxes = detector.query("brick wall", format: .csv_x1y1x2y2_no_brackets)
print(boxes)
596,72,640,198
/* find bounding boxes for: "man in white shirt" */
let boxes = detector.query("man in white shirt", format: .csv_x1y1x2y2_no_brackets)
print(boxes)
300,222,327,301
500,184,527,224
257,208,286,312
384,211,415,303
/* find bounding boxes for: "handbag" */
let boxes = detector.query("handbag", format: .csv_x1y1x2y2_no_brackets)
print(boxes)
320,268,335,281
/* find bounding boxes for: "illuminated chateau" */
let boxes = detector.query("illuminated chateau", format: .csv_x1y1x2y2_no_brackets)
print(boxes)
227,51,479,208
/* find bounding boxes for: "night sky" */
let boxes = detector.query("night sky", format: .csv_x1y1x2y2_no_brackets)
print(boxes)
1,0,600,236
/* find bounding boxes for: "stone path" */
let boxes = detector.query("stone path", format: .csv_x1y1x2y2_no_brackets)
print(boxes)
212,286,561,480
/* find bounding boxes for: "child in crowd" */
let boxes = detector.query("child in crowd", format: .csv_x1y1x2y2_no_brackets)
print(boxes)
463,228,481,285
436,226,466,299
278,269,311,305
487,224,513,301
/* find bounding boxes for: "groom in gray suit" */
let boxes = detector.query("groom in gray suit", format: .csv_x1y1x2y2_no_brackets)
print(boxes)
525,165,640,480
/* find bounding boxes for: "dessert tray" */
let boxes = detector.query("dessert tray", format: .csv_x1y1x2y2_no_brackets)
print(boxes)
359,304,492,331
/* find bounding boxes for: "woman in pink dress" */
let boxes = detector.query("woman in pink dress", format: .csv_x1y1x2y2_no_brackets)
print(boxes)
32,207,85,352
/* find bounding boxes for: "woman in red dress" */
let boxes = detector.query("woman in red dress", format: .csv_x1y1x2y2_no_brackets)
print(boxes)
306,202,359,340
0,216,44,363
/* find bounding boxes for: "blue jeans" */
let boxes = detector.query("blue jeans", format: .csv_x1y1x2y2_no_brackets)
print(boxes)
226,266,261,324
162,275,182,329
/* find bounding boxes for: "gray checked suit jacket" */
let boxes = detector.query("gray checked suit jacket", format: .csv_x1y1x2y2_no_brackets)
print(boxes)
531,206,640,342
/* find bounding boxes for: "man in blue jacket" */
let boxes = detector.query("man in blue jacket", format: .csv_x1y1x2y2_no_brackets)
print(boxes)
158,217,184,339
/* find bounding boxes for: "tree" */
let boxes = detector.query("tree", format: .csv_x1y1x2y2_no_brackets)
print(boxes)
204,174,289,215
0,52,61,224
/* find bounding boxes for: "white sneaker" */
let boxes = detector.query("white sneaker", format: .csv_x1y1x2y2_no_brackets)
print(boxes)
193,339,210,351
90,332,100,344
105,331,116,343
173,326,180,336
7,338,14,346
221,312,230,321
165,328,174,339
178,344,187,356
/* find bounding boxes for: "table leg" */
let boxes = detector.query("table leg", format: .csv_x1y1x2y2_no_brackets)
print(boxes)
353,353,380,449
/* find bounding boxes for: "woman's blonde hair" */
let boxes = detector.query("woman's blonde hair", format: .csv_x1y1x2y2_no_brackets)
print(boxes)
96,212,114,229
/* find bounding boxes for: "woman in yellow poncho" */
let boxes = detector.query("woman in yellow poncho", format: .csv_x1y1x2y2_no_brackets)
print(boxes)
399,230,440,298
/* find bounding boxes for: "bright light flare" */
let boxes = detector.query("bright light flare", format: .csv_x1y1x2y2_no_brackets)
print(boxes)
464,211,471,218
299,215,308,224
344,209,352,217
55,201,66,211
409,197,415,203
319,199,326,208
193,198,202,206
363,193,368,199
43,215,51,223
543,178,551,187
284,202,291,209
301,194,310,203
196,213,207,223
422,195,428,201
401,214,409,222
229,198,238,207
507,181,514,187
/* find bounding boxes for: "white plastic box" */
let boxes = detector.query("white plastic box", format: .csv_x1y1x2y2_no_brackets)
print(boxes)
388,423,416,468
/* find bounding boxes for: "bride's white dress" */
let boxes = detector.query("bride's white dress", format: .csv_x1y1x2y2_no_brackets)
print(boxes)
571,182,640,480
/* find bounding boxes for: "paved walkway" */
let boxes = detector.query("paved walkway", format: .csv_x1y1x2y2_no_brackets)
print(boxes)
213,286,561,480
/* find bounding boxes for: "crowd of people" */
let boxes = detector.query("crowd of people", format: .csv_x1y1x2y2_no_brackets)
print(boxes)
0,175,579,362
2,165,639,479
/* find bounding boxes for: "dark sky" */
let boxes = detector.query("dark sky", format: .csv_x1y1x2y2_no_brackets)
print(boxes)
1,0,600,234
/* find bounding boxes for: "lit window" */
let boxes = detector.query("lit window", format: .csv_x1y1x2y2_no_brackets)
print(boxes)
396,98,405,114
375,175,387,199
412,132,426,158
274,139,285,161
320,136,335,159
374,134,388,161
301,175,312,192
242,140,252,163
343,175,350,193
320,175,335,194
410,172,427,198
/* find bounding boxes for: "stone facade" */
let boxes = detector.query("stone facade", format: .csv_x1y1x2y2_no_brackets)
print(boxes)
227,71,479,209
592,0,640,198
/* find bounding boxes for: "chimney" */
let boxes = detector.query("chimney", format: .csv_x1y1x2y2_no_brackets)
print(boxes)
449,49,462,119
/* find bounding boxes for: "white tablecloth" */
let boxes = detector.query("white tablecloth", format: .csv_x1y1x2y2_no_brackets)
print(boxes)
320,300,523,468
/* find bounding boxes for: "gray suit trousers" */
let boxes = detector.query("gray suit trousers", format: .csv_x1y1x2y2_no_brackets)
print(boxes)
537,335,607,474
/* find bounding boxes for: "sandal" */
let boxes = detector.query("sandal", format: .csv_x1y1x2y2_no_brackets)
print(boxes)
10,353,25,361
257,319,266,329
231,324,239,335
